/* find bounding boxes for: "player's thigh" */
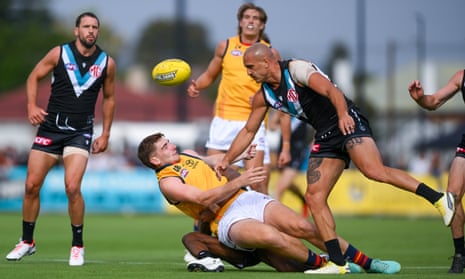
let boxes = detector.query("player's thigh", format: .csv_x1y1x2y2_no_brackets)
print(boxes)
347,136,385,174
448,157,465,198
305,157,345,197
62,148,89,188
263,201,315,236
26,149,59,186
229,219,279,248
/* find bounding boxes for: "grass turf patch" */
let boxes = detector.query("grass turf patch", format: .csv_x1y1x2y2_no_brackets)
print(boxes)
0,212,454,278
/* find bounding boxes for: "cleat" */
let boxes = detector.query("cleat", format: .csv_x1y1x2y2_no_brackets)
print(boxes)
434,192,455,226
69,246,85,266
448,253,465,273
6,240,36,261
187,256,224,272
304,261,350,274
366,259,401,274
348,262,362,273
183,250,196,263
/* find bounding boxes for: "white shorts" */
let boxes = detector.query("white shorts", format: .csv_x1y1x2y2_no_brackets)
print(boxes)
206,116,270,164
217,191,274,251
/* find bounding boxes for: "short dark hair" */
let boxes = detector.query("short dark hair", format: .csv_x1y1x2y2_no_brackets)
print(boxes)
137,133,165,169
75,12,100,27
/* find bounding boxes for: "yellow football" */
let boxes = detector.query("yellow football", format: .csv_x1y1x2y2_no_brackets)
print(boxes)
151,58,191,86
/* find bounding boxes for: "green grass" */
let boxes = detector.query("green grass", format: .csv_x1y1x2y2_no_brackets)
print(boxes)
0,212,456,278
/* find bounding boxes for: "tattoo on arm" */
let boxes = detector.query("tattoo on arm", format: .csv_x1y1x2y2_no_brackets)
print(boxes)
307,158,323,184
346,137,363,150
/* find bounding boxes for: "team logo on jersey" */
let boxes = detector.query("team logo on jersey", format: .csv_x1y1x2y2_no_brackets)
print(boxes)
65,63,77,71
311,143,320,153
180,168,189,178
231,49,243,56
287,88,298,102
89,65,103,78
184,159,198,169
173,165,181,172
34,136,52,146
272,101,283,110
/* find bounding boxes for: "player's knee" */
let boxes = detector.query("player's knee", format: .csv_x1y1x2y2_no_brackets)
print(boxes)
181,232,197,246
65,183,82,198
304,191,324,209
256,229,282,247
360,166,386,182
293,218,316,238
24,182,41,197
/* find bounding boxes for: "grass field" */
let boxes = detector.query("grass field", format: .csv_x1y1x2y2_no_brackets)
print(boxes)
0,212,457,278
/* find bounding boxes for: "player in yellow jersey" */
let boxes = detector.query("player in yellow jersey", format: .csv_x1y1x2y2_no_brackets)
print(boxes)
137,132,400,274
187,2,290,194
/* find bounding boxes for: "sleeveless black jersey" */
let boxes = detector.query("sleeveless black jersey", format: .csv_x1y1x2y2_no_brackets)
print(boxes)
261,60,355,133
47,41,108,118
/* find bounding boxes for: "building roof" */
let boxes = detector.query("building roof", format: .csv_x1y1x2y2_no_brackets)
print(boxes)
0,81,214,122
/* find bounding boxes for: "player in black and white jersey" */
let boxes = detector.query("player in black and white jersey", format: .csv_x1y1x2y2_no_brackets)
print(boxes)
5,12,116,266
215,42,454,274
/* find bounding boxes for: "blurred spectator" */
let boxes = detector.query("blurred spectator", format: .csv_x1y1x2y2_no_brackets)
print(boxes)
0,148,14,181
408,150,431,175
87,148,131,171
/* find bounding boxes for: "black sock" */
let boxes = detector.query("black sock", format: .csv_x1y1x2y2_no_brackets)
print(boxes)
415,183,442,204
22,220,35,243
198,250,212,259
325,239,345,266
71,224,84,247
453,237,465,255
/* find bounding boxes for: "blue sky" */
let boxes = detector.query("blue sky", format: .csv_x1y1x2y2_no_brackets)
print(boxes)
50,0,465,75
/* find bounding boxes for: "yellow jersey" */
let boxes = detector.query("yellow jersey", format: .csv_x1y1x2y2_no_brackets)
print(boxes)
156,153,244,234
215,36,271,121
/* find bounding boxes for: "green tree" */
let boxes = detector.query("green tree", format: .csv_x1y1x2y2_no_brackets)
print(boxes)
0,0,123,93
0,0,70,92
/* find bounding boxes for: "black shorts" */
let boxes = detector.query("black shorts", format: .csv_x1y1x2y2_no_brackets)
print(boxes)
455,134,465,159
311,106,373,168
31,113,94,155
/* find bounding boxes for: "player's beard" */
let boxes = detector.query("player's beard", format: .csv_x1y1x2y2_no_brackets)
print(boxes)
79,36,97,49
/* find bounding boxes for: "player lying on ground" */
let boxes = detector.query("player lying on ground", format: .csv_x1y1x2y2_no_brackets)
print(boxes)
137,132,400,274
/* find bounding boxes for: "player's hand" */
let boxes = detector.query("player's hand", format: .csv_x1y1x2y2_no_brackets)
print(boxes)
27,104,47,126
237,166,267,187
408,80,425,101
187,79,200,97
338,113,355,136
214,160,229,180
277,149,291,168
91,136,109,154
241,144,257,161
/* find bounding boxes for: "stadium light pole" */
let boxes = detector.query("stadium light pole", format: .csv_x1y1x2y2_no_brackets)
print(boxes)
354,0,366,110
416,13,427,151
175,0,188,122
416,13,426,81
